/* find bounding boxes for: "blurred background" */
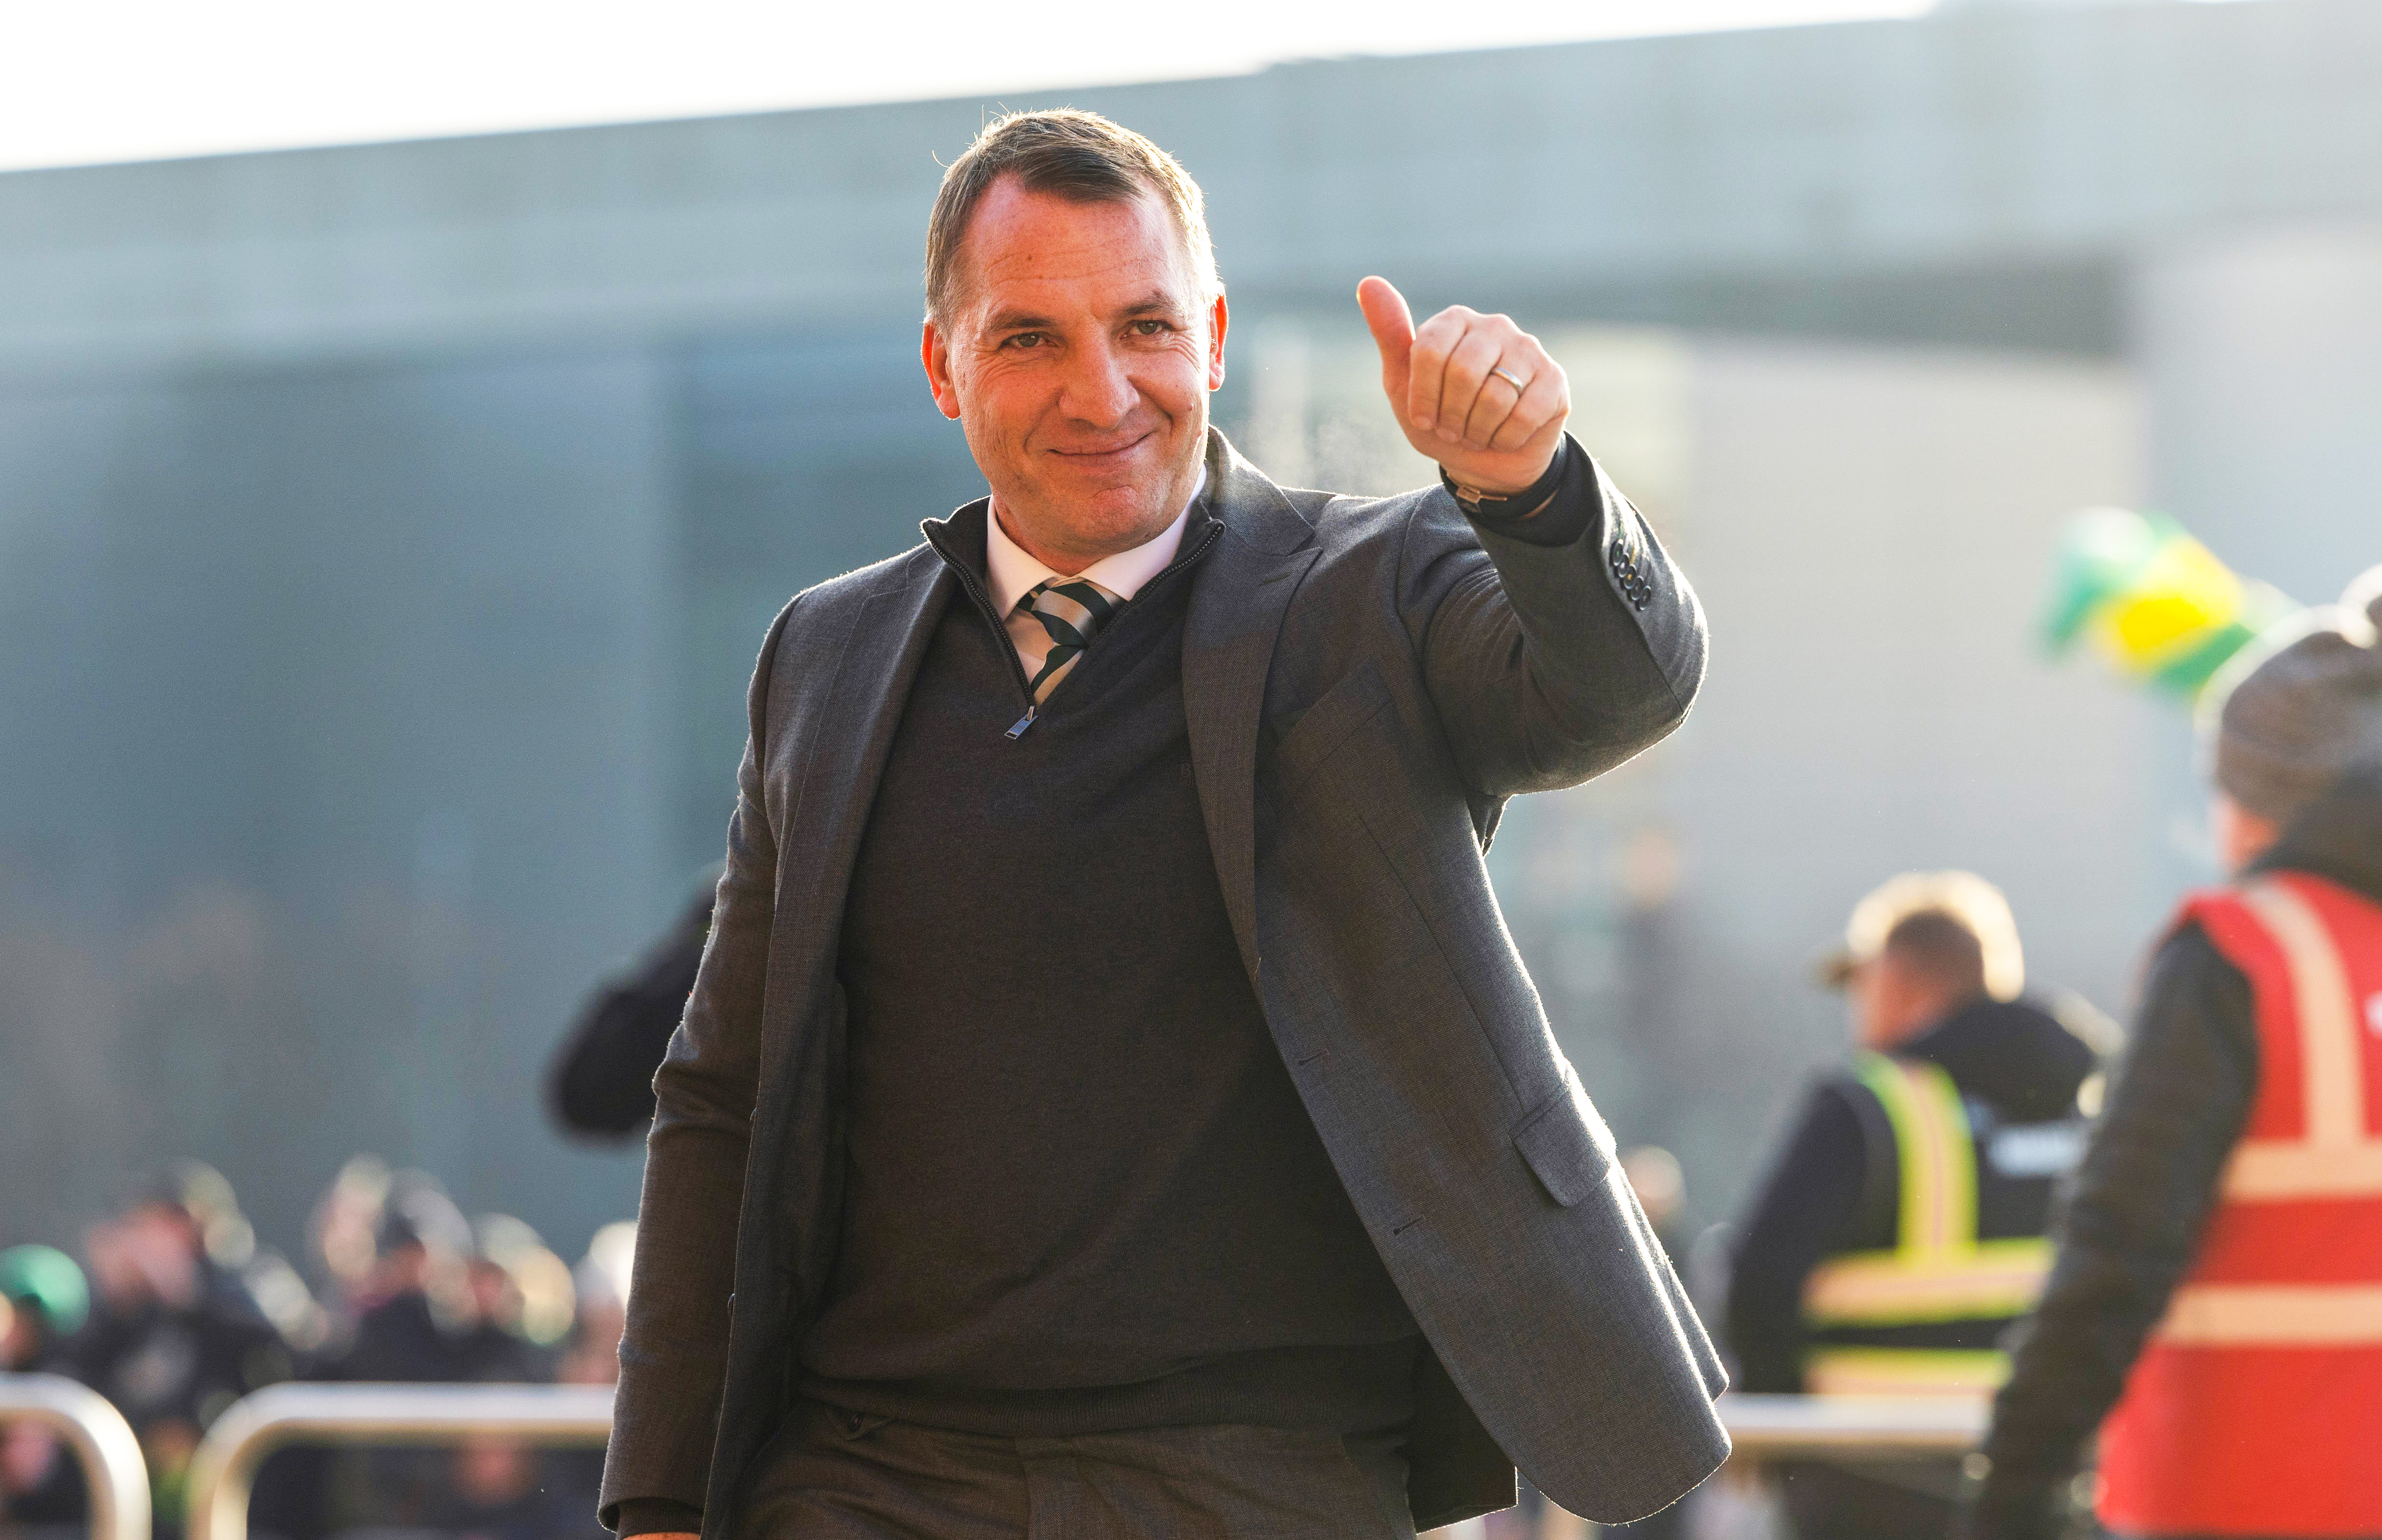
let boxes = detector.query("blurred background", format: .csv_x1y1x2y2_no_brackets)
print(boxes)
1,0,2377,1525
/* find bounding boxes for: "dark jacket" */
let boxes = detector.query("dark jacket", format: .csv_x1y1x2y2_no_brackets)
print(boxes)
599,431,1729,1537
549,886,715,1138
1966,764,2382,1540
1726,997,2098,1393
69,1263,289,1432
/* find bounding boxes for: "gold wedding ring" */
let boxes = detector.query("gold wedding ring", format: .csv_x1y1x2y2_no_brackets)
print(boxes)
1490,365,1530,393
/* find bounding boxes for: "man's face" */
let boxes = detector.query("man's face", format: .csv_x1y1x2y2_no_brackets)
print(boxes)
923,177,1226,574
1848,956,1926,1050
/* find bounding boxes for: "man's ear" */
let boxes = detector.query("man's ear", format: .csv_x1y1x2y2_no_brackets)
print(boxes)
921,320,963,421
1207,290,1229,392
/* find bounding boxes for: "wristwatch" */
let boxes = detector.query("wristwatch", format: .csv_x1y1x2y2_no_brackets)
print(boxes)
1439,440,1570,520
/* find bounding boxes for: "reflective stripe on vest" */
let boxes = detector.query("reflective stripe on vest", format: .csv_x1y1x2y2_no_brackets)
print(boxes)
1801,1054,2054,1395
2156,876,2382,1343
1803,1347,2013,1396
2214,879,2382,1200
2099,873,2382,1538
1804,1054,2054,1328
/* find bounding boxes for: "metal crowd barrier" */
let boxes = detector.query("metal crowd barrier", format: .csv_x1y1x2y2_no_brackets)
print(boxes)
176,1384,1986,1540
186,1383,616,1540
0,1371,153,1540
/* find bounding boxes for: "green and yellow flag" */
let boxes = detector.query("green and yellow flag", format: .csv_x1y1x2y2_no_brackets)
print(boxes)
2042,509,2296,698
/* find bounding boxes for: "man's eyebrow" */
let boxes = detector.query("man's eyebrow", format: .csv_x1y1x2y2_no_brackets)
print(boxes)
1119,291,1184,316
985,307,1055,331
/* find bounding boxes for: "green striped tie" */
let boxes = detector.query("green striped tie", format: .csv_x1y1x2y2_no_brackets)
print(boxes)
1018,576,1123,704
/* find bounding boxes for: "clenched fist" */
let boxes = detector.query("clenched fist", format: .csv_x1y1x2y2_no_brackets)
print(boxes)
1358,276,1570,498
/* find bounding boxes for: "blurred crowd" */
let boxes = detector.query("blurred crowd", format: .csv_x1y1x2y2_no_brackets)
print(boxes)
0,1158,632,1540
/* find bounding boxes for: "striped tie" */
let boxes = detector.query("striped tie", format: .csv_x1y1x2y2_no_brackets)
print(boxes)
1017,575,1123,704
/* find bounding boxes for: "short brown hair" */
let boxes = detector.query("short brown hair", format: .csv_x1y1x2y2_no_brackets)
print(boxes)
1881,909,1990,1004
923,109,1218,324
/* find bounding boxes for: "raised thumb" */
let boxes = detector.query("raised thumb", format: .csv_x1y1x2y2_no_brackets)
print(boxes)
1356,276,1415,374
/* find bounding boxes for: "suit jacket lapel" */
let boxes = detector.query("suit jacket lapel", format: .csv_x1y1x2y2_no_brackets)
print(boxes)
769,544,951,980
1183,431,1318,984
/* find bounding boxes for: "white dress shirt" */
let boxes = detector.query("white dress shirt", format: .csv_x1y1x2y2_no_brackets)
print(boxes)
983,466,1206,677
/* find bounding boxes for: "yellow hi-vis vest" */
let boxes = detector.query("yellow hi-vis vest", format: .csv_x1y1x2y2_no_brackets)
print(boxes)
1800,1052,2055,1396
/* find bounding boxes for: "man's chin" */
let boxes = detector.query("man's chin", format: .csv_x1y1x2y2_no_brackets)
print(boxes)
1008,488,1171,558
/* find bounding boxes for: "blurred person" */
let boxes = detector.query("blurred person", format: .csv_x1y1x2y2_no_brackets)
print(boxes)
72,1166,294,1538
1965,570,2382,1540
1623,1146,1689,1266
547,1227,639,1540
0,1246,89,1375
334,1173,476,1383
307,1157,396,1342
556,1225,632,1389
319,1184,587,1539
1,1246,96,1530
548,878,718,1140
242,1157,402,1540
1726,874,2096,1540
455,1216,574,1385
413,1434,598,1540
604,108,1723,1540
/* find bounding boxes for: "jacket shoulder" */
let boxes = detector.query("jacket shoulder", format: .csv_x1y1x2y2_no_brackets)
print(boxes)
1301,482,1461,561
773,542,937,640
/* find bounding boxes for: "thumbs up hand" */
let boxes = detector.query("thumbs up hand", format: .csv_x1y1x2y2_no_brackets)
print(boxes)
1358,276,1569,497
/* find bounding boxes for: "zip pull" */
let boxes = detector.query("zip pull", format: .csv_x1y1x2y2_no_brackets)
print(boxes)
1004,707,1036,740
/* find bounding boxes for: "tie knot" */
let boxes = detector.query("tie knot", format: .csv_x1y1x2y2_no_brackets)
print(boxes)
1019,577,1122,642
1016,576,1123,705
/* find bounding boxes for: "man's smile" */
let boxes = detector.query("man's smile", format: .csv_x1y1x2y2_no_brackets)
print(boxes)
1045,432,1156,469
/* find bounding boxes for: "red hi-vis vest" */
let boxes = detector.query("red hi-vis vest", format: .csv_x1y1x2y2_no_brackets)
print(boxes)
2099,872,2382,1539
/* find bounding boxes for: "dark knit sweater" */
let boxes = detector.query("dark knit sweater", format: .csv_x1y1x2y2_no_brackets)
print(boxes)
793,502,1419,1436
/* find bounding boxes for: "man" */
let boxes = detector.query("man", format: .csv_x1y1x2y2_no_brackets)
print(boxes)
1,1246,93,1529
1966,568,2382,1540
601,109,1727,1540
74,1168,293,1539
1727,873,2095,1540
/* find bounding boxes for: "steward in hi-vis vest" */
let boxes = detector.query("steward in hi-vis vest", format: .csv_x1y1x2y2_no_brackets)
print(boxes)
2101,872,2382,1537
1799,1048,2081,1397
1731,872,2099,1540
1968,565,2382,1540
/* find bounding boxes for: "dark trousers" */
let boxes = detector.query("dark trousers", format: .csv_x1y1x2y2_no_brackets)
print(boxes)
732,1401,1415,1540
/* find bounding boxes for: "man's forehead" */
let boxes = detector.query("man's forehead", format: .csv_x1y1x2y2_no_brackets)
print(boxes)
956,178,1196,313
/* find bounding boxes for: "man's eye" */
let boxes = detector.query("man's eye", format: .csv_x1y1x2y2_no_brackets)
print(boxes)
1006,333,1045,349
1129,320,1170,337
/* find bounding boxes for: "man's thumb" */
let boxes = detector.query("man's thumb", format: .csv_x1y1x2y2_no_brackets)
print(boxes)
1357,276,1414,372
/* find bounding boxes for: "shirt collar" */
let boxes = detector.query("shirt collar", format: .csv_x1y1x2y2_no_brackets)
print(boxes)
983,464,1206,616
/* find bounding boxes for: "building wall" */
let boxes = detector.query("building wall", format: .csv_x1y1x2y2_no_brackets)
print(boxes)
0,349,682,1253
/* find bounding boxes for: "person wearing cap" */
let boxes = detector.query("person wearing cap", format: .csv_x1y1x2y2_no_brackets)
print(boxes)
1726,873,2097,1540
1964,568,2382,1540
0,1244,90,1373
1,1246,95,1529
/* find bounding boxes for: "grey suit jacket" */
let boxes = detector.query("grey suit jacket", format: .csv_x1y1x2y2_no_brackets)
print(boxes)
601,429,1729,1534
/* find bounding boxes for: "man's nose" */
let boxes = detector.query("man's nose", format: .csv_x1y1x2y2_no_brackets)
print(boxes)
1057,341,1138,426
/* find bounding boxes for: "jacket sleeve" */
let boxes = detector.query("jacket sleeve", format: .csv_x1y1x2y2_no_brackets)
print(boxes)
598,600,797,1531
1394,435,1708,798
1962,924,2258,1540
1726,1082,1870,1394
